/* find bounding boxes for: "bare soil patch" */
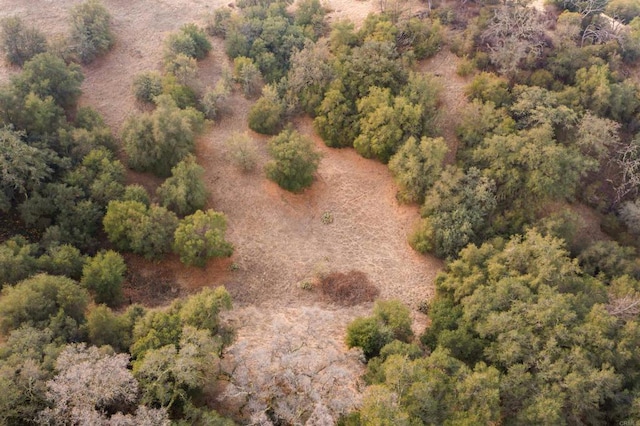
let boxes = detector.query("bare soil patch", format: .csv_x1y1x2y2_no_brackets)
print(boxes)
318,270,380,306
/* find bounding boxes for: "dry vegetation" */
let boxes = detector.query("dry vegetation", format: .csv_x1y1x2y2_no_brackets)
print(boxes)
0,0,440,420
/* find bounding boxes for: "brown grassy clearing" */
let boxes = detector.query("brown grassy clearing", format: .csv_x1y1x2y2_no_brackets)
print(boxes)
0,0,441,420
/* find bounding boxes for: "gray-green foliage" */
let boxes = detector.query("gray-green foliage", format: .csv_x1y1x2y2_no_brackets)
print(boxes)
248,84,284,135
265,128,322,192
0,16,47,66
165,24,211,61
412,167,497,259
132,71,163,104
173,210,233,267
122,95,204,177
0,126,52,211
69,0,114,64
156,155,207,216
388,136,447,204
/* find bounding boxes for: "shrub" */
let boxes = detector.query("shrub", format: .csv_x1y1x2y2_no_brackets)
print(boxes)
164,53,198,86
201,80,230,120
173,210,233,267
205,8,232,37
0,17,47,66
265,128,322,192
465,72,512,107
132,72,163,104
161,74,198,109
165,24,211,61
122,184,150,205
248,85,284,135
69,0,114,64
226,132,259,172
81,250,126,306
233,56,261,98
37,244,86,280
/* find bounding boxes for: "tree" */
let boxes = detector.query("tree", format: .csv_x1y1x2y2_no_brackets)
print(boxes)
0,17,47,66
40,344,137,423
86,304,138,352
247,84,284,135
103,201,179,259
388,136,447,204
122,95,203,177
179,286,232,334
173,210,233,267
0,274,89,336
69,0,114,64
81,250,126,306
481,6,547,76
0,126,52,211
37,244,86,281
156,155,207,216
12,53,83,109
64,147,126,207
133,327,220,412
313,81,359,148
265,128,322,192
284,40,334,114
354,87,423,163
233,56,262,98
465,72,512,108
0,236,38,286
165,24,211,61
346,300,413,359
413,167,497,259
132,72,163,104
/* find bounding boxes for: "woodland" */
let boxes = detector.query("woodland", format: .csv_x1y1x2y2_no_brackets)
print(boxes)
1,0,640,424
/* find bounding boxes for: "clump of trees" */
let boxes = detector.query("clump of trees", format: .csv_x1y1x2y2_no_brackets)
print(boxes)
122,95,204,177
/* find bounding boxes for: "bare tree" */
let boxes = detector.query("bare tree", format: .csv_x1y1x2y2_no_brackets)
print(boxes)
481,6,548,75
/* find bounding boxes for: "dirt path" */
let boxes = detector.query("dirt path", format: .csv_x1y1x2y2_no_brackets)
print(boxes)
418,46,470,163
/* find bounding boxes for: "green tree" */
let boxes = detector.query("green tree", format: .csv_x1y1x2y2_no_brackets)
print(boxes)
132,71,163,104
179,286,232,334
156,155,207,216
388,136,447,204
465,72,512,108
165,23,211,61
13,53,83,109
0,127,52,211
0,237,38,286
265,128,322,192
81,250,126,306
173,210,234,267
69,0,114,64
413,167,497,259
247,84,284,135
103,200,179,259
354,87,422,163
122,95,203,177
313,81,359,148
233,56,262,98
0,274,88,336
37,244,86,281
346,300,413,359
0,17,47,66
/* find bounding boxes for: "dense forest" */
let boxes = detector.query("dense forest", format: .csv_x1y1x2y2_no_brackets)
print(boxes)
2,0,640,424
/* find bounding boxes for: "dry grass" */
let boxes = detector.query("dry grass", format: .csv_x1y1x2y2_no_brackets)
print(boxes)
1,0,444,421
